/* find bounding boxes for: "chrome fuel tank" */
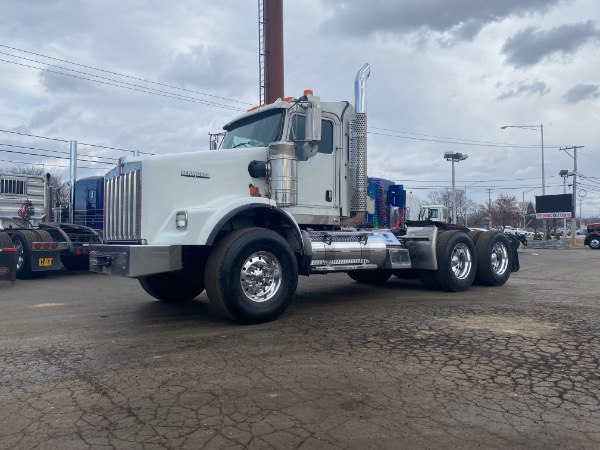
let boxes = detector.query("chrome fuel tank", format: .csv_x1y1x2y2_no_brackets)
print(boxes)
308,231,387,272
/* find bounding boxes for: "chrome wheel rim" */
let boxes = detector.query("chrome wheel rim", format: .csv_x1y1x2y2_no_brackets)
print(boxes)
240,251,282,303
591,238,600,249
491,242,509,275
450,243,472,280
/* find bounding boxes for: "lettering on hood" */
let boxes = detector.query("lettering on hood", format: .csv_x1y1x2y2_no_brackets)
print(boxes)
181,170,210,179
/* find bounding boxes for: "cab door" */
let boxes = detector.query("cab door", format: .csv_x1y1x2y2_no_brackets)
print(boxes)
286,113,340,224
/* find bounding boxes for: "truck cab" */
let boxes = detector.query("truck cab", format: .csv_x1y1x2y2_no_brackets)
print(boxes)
418,205,451,223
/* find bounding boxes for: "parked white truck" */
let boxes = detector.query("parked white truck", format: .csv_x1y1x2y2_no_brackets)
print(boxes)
418,205,451,223
90,64,518,323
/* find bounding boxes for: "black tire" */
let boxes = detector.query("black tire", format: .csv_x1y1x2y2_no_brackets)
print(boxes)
33,230,53,242
506,234,520,250
588,236,600,250
0,232,13,248
474,231,512,286
139,271,205,303
432,230,476,292
205,228,298,324
348,269,392,284
11,230,47,279
468,230,484,246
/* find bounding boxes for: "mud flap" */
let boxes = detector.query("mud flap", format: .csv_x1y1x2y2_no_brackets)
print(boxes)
510,241,520,273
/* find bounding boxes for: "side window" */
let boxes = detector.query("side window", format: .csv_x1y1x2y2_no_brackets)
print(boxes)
430,209,438,219
289,115,334,159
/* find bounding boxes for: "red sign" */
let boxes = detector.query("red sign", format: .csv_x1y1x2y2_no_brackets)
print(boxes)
536,212,572,219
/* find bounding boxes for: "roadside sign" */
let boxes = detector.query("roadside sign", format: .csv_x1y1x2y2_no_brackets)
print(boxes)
536,212,572,219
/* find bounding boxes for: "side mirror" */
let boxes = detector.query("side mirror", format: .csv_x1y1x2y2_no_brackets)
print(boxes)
305,95,322,142
301,93,322,159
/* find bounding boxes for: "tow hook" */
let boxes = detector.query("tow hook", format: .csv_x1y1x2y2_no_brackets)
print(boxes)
90,252,111,267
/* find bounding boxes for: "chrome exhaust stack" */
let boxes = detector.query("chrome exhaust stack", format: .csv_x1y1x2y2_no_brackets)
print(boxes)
350,63,370,212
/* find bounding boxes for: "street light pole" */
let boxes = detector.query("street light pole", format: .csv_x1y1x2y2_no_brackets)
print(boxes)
540,124,545,195
444,152,468,225
522,187,536,230
451,157,456,224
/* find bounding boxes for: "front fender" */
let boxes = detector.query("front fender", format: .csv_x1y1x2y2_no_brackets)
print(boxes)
148,197,305,253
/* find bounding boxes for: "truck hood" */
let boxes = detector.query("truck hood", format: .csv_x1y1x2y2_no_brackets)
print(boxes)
136,147,270,244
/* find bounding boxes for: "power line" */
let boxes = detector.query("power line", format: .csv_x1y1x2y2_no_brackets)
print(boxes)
0,142,118,161
370,126,541,149
0,157,106,170
0,57,244,112
0,50,246,111
0,128,68,143
3,49,598,157
367,130,547,149
0,128,153,155
0,44,254,106
0,147,113,165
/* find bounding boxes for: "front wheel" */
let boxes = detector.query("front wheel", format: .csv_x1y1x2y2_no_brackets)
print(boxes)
139,272,205,303
588,236,600,250
205,228,298,324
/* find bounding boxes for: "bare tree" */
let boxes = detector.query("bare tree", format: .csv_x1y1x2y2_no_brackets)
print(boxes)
491,194,521,227
1,165,69,205
467,204,490,228
426,189,451,208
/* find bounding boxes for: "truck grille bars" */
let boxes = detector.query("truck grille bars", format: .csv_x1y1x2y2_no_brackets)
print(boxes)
104,163,142,242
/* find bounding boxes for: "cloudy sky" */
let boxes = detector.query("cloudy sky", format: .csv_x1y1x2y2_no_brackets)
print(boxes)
1,0,599,218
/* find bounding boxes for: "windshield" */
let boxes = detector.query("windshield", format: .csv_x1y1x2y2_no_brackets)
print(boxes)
221,109,284,149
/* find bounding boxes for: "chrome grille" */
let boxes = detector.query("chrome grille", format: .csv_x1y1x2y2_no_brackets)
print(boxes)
104,164,141,241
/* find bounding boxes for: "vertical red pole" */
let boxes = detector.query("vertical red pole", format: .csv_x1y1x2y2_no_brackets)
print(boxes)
264,0,284,103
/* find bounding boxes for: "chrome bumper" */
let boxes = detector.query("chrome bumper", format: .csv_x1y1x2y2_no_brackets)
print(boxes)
89,244,182,278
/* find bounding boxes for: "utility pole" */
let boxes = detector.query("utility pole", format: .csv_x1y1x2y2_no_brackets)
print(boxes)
522,191,526,228
560,146,584,245
487,189,493,229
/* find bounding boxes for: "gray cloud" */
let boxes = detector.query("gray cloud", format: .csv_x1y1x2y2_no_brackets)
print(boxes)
324,0,564,41
497,81,549,100
160,45,251,94
563,83,600,103
502,20,600,67
39,69,99,94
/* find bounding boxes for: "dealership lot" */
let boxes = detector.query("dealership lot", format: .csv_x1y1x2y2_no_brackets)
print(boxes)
1,248,599,449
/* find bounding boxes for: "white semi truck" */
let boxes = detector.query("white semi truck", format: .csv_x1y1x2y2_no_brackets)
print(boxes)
90,64,518,323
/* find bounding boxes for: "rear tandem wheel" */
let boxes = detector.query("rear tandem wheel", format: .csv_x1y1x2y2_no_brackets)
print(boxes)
419,230,476,292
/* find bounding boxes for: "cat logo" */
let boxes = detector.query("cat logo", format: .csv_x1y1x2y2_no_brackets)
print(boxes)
38,258,53,267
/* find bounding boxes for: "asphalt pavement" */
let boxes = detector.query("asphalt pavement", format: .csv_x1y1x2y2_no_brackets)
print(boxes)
1,247,599,449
